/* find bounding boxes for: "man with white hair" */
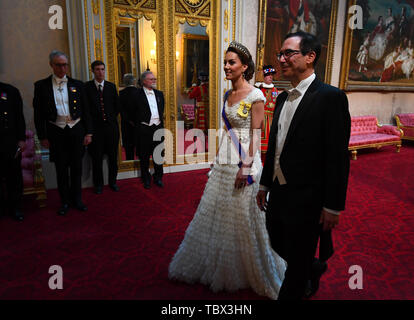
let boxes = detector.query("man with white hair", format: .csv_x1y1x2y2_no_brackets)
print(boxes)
33,50,93,216
131,71,165,189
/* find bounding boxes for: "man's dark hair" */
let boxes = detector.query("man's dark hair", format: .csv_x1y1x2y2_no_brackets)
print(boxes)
285,31,321,67
91,60,105,70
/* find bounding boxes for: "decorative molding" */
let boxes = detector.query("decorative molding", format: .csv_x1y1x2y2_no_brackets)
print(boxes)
324,0,338,86
102,0,219,170
84,0,92,75
92,0,99,14
95,39,103,60
232,0,235,40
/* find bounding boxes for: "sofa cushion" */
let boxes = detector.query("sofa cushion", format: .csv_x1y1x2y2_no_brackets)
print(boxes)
397,113,414,127
181,104,195,120
350,116,378,136
349,133,401,147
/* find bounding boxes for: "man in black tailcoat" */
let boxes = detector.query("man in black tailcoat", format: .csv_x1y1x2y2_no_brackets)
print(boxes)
33,50,93,216
257,32,351,300
0,82,26,221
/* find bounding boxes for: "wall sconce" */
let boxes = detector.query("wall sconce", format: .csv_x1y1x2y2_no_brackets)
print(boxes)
150,41,157,64
150,49,156,64
176,50,179,61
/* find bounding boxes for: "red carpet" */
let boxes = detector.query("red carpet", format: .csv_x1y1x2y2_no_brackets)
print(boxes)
0,144,413,300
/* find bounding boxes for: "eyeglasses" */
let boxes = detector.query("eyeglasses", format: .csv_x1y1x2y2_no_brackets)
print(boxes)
276,49,301,60
53,63,69,68
147,78,157,81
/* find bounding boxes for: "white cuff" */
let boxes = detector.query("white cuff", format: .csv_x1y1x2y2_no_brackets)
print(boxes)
259,185,270,192
323,207,341,216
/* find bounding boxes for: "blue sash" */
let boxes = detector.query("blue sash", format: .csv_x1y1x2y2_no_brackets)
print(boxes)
221,91,254,185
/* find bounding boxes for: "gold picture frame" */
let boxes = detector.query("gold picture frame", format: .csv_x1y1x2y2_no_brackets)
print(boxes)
181,33,209,94
256,0,338,88
340,0,414,91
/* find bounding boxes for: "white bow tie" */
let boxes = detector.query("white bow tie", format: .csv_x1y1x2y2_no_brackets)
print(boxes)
55,76,67,83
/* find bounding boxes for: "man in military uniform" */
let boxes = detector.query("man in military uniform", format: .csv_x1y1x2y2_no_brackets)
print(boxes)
33,50,93,216
0,82,26,221
84,60,120,194
187,72,209,132
255,64,279,162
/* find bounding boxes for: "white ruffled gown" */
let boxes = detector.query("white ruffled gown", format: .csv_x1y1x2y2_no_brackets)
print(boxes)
168,88,286,300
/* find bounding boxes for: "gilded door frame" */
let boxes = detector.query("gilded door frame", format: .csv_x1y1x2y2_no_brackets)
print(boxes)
103,0,220,171
173,0,220,165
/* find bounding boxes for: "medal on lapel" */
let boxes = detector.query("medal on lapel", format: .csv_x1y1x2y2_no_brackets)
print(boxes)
69,87,77,93
1,92,7,101
237,100,252,118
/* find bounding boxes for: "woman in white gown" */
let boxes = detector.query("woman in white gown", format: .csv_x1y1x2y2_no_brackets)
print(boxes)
168,41,286,300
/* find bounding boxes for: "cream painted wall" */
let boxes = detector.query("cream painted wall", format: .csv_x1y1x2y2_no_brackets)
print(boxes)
0,0,69,130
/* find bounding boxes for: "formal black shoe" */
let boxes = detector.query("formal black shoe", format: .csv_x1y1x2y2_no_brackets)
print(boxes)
154,179,164,188
304,259,328,298
144,181,151,189
94,186,103,194
57,204,69,216
74,202,88,212
109,184,120,192
14,210,24,221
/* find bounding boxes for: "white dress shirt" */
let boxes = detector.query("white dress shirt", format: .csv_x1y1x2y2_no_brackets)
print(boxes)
94,79,105,91
50,75,80,129
260,73,340,215
142,87,161,126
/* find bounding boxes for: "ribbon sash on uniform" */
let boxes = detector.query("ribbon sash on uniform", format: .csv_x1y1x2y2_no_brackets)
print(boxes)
222,91,254,185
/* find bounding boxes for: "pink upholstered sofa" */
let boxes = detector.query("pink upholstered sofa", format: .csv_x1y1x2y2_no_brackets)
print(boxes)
22,130,47,207
349,116,403,160
395,113,414,141
180,104,195,129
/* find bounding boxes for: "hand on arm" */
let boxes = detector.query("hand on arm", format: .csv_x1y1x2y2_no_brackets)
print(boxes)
256,189,268,211
84,134,92,146
319,208,340,231
18,140,27,153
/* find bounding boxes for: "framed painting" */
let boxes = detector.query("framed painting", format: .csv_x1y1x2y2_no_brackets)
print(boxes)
340,0,414,91
181,34,209,94
256,0,338,88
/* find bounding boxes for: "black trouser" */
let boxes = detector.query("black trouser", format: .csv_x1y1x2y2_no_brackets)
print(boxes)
271,219,320,300
121,121,136,160
137,123,164,183
48,122,85,205
266,184,321,300
0,151,23,212
88,122,119,187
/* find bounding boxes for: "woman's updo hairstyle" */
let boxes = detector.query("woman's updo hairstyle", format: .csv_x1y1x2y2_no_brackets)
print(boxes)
226,41,255,81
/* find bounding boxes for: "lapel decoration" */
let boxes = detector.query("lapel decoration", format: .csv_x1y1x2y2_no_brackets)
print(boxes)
69,87,77,93
237,100,252,118
0,92,7,100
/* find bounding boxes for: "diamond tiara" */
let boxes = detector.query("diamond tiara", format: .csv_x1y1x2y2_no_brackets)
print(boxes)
228,41,251,59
